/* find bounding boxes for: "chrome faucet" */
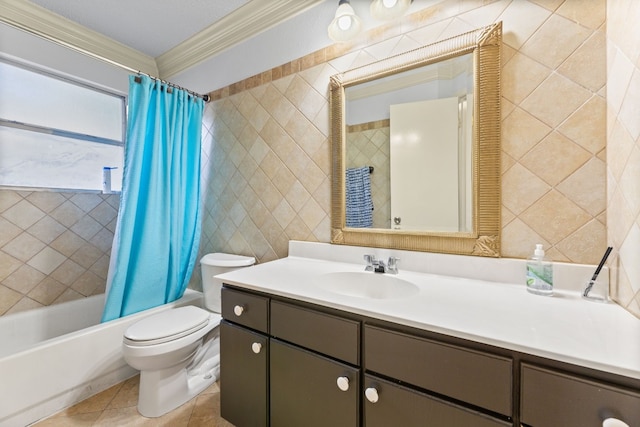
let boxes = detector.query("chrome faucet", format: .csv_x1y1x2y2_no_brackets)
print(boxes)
374,259,386,273
363,254,376,272
387,256,400,274
363,255,399,274
364,254,385,273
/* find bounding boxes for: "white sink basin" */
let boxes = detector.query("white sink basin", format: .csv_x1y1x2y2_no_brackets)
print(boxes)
313,272,419,299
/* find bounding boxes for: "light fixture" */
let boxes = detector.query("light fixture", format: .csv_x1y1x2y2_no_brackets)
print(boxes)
370,0,412,21
327,0,362,42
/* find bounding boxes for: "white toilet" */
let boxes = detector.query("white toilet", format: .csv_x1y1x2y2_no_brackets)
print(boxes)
122,252,255,417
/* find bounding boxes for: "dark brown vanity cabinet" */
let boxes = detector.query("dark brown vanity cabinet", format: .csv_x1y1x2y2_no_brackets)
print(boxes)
220,286,640,427
520,363,640,427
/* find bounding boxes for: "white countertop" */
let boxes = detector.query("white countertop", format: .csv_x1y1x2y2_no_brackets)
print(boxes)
217,253,640,381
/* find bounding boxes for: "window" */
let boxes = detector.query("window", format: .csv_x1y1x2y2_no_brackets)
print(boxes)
0,59,125,192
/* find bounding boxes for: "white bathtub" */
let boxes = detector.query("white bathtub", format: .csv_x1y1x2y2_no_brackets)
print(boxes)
0,289,203,427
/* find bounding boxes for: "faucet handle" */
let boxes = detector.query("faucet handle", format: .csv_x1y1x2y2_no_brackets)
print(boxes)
363,254,376,271
387,256,400,274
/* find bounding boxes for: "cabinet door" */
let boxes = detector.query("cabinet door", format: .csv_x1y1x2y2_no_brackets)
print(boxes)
363,374,511,427
521,363,640,427
270,339,359,427
220,321,268,427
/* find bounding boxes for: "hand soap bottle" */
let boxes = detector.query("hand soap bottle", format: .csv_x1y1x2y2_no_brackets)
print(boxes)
526,244,553,296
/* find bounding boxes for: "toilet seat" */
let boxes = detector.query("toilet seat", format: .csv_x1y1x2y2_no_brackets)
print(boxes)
124,306,211,346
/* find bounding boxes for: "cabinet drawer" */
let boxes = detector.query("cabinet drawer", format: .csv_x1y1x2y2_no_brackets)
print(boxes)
221,287,269,333
521,363,640,427
364,374,510,427
271,339,360,427
364,325,512,417
271,300,359,365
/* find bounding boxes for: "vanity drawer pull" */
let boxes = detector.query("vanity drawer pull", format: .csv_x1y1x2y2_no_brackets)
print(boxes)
251,342,262,354
603,418,629,427
365,387,379,403
336,376,350,392
234,305,244,316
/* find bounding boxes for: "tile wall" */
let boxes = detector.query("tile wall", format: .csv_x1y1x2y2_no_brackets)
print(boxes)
197,0,607,270
606,1,640,317
0,190,117,316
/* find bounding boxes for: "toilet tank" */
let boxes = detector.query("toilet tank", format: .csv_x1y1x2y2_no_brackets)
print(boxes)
200,253,255,313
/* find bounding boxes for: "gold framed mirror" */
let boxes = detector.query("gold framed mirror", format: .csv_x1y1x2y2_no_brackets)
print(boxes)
330,22,501,257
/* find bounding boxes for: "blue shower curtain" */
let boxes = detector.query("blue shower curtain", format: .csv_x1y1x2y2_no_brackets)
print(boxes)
101,75,204,322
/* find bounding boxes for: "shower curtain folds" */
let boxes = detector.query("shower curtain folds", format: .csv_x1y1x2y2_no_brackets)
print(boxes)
102,74,204,322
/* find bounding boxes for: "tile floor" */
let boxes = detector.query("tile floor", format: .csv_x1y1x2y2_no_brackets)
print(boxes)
32,375,234,426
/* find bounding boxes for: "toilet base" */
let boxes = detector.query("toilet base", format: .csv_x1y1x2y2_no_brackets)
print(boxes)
137,361,219,417
136,329,221,418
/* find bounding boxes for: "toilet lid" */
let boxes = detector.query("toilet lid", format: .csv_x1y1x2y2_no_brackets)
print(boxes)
200,252,255,267
124,306,211,346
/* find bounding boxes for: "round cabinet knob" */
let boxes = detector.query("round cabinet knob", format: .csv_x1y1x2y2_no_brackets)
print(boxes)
365,387,379,403
251,342,262,354
603,419,630,427
336,376,349,392
233,305,244,316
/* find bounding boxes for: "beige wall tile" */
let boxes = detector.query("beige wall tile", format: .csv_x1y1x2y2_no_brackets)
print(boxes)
556,0,605,30
521,73,592,128
28,247,67,275
608,0,640,317
0,190,22,212
520,190,591,244
502,163,550,215
0,284,22,315
520,14,591,70
4,232,46,262
558,30,606,92
520,131,591,186
502,52,551,105
558,95,606,154
556,157,606,217
0,189,115,317
0,217,21,247
2,199,45,229
498,0,552,49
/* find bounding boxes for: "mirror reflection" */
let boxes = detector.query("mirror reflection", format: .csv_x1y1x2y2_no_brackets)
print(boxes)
330,22,502,257
344,53,473,232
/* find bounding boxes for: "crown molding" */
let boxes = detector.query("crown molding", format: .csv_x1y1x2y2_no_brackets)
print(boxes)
156,0,324,79
0,0,158,75
0,0,323,82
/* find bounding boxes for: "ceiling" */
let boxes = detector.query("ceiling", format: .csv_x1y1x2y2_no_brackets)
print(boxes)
26,0,250,58
0,0,325,80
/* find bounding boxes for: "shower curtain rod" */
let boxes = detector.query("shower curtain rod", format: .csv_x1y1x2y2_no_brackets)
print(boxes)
0,16,210,101
6,23,211,102
133,73,210,102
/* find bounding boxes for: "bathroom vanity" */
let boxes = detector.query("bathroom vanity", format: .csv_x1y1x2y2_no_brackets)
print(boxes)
217,243,640,427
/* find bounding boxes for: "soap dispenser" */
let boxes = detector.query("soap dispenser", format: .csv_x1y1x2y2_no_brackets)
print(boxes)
526,244,553,296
